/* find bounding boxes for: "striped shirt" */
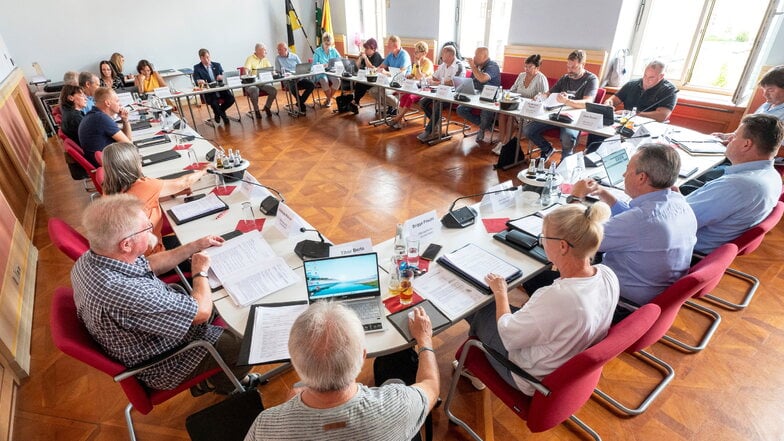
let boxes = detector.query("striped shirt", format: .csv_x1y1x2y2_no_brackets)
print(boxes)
244,384,429,441
71,251,222,390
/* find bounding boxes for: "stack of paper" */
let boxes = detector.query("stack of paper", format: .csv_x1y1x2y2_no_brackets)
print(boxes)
436,243,522,294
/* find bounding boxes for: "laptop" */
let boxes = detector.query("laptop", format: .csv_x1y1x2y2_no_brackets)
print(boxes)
303,253,385,333
585,102,615,126
452,76,477,95
597,148,629,189
295,62,313,75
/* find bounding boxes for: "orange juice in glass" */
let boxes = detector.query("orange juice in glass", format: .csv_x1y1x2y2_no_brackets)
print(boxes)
399,269,414,305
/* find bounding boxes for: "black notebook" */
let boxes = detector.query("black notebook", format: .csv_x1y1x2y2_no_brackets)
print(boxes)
141,149,180,166
166,192,228,225
493,229,550,264
134,134,170,148
387,300,451,342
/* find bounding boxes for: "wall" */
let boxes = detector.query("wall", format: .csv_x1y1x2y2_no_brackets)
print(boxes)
0,33,13,83
0,0,317,81
385,0,440,38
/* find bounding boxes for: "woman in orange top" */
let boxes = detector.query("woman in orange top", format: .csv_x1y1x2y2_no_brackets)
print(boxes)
102,142,207,254
390,41,434,130
134,59,167,93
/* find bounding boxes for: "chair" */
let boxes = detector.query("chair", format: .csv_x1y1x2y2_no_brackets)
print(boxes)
444,304,661,440
64,138,102,196
699,201,784,310
594,243,738,415
94,150,103,166
50,287,244,441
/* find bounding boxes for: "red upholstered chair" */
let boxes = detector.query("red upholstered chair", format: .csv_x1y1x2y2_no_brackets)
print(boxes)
64,138,102,196
57,128,68,141
94,150,103,166
696,201,784,310
444,304,661,440
500,72,517,90
594,243,738,415
48,218,90,261
50,287,244,441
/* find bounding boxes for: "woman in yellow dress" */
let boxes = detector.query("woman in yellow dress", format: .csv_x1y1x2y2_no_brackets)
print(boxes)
134,59,167,93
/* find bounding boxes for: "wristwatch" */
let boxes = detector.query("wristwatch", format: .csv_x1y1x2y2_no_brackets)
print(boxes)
193,271,209,279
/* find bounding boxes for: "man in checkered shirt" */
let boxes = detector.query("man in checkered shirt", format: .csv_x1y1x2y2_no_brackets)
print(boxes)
71,194,256,394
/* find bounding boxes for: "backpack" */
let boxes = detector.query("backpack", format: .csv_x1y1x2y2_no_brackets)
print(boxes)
604,49,632,87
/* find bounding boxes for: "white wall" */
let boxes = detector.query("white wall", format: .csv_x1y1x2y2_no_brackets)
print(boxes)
385,0,440,39
0,0,318,81
0,31,14,83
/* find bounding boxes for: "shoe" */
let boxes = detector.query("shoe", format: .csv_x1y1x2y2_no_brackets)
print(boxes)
387,106,398,116
299,104,307,114
222,115,230,124
211,118,222,127
452,360,486,390
350,102,359,115
417,131,432,143
254,110,262,119
325,99,332,107
491,142,503,155
263,107,272,117
241,373,265,390
476,130,485,143
190,379,216,397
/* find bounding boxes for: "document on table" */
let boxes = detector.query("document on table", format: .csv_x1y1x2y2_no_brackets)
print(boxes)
167,193,228,225
543,93,562,110
413,267,486,319
508,215,544,237
436,243,522,294
204,230,299,306
239,302,308,365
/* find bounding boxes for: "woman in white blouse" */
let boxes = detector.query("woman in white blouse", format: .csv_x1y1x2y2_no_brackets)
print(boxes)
493,54,549,155
463,202,619,395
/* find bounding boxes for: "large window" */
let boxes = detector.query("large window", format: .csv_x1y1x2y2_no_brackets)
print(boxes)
344,0,386,55
456,0,512,64
631,0,780,100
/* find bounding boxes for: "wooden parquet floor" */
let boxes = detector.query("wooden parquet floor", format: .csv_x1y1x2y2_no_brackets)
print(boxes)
15,97,784,440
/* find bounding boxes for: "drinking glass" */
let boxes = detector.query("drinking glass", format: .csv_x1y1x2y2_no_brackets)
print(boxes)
186,148,198,166
214,172,225,190
399,268,414,305
388,257,402,297
241,201,255,229
406,239,420,268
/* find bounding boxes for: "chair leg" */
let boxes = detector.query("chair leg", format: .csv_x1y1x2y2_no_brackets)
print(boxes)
567,415,601,441
661,300,721,352
703,267,759,310
443,349,484,441
124,403,137,441
593,350,675,415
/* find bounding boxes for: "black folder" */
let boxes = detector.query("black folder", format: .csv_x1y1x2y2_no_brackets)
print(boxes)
493,229,550,264
141,150,180,167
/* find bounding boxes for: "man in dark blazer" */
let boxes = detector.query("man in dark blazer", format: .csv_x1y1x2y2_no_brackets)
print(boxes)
193,48,236,125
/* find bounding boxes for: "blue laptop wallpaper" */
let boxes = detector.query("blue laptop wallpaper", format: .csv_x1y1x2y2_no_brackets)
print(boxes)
304,253,380,300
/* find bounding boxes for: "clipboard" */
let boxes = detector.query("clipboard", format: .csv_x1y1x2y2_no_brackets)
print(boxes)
238,301,308,366
166,193,228,225
387,299,451,342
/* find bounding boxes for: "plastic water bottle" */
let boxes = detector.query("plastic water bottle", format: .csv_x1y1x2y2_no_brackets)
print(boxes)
540,174,553,206
393,224,407,266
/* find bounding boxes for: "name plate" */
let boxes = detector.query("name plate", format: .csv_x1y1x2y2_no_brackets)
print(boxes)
377,74,390,86
311,64,325,74
226,76,242,87
334,63,345,75
436,85,452,99
403,79,418,91
117,92,134,107
522,100,543,116
403,210,438,242
329,238,373,257
575,111,603,131
274,203,305,237
259,72,273,83
154,87,172,98
357,69,368,81
480,180,516,213
480,84,499,101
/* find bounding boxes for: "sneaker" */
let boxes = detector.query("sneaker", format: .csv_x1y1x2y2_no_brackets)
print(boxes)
476,130,485,143
417,131,432,143
325,99,332,107
254,110,263,119
491,142,503,155
452,360,486,390
222,115,231,124
391,121,403,130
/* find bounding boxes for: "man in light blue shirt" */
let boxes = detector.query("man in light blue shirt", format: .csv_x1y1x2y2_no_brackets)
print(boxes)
372,35,412,114
687,114,784,254
572,144,697,307
275,42,315,114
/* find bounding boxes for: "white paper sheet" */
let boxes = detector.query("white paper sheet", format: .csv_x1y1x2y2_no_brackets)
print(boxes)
412,266,486,319
247,303,308,364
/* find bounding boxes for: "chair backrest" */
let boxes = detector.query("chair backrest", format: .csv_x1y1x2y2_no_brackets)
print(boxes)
500,72,517,90
48,218,90,261
594,87,606,103
64,142,103,194
731,201,784,256
527,303,660,432
50,286,156,414
94,150,103,166
57,127,68,141
630,243,738,351
63,136,84,155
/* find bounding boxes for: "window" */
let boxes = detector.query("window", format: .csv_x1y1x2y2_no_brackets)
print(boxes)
456,0,512,64
345,0,386,55
631,0,778,100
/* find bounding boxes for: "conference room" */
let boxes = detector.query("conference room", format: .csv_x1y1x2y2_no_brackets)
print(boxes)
1,0,783,440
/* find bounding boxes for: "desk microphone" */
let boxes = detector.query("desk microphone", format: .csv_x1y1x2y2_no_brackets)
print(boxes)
295,227,332,259
616,89,679,138
547,80,587,123
205,169,285,215
441,186,520,228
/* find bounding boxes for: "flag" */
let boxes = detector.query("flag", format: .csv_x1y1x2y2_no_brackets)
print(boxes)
321,0,333,40
315,2,323,46
285,0,298,53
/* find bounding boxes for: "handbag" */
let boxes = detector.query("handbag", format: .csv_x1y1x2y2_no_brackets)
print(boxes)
185,388,264,441
335,93,355,113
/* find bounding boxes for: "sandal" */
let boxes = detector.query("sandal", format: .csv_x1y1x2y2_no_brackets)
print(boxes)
190,379,216,397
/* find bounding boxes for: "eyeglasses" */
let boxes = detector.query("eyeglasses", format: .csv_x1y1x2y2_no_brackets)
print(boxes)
121,222,153,242
537,234,575,248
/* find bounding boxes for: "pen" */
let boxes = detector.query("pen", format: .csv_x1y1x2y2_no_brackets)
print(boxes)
216,210,228,219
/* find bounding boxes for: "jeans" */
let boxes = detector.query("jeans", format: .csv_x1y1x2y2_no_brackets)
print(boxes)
421,97,445,134
457,105,495,132
524,120,579,157
245,84,278,111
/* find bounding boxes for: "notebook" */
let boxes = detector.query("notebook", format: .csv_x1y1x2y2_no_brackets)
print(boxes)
134,135,170,148
295,62,313,75
598,148,629,189
303,253,385,333
585,102,615,126
141,149,180,167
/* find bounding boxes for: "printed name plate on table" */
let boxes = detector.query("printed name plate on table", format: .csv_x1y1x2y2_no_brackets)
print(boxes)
480,84,499,101
153,86,172,99
402,79,418,92
377,74,390,86
436,85,452,99
117,92,134,107
237,171,273,199
226,76,242,87
334,63,345,75
480,180,517,213
629,125,652,147
311,64,325,74
259,72,274,83
412,266,486,319
356,69,368,81
522,99,543,117
403,210,438,243
575,111,603,131
204,230,299,306
329,238,373,257
274,202,306,237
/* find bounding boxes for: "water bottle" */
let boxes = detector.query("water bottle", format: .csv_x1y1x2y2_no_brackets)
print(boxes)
393,224,406,267
540,173,554,206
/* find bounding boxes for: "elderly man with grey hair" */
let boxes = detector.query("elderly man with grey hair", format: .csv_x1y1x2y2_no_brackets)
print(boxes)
243,42,278,118
244,302,439,441
71,194,259,395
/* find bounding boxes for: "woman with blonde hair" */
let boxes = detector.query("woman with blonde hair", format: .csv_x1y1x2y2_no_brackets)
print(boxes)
390,41,433,129
462,202,619,395
312,32,342,107
102,142,207,254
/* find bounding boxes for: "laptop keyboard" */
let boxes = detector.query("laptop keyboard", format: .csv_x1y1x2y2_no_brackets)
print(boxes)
347,300,383,331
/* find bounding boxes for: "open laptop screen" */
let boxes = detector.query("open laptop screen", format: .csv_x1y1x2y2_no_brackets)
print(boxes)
602,149,629,187
304,253,380,301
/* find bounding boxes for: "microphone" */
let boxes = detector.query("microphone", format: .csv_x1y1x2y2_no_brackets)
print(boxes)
616,89,679,138
389,71,405,88
294,227,332,259
205,169,285,215
441,186,520,228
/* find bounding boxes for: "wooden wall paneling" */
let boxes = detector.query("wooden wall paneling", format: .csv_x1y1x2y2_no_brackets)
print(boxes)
334,34,348,57
503,45,607,79
666,98,745,134
0,356,18,441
